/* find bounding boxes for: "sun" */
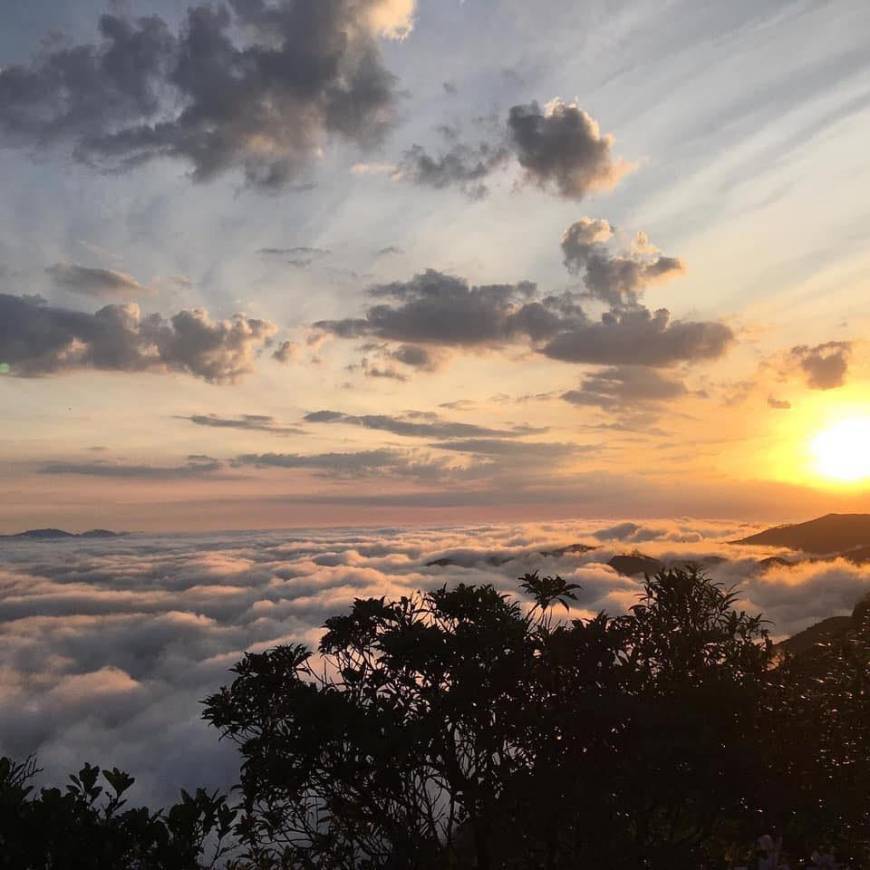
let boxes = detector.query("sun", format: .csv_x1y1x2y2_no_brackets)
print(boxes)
810,417,870,483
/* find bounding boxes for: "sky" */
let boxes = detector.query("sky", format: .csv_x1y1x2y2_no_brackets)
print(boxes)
1,0,869,532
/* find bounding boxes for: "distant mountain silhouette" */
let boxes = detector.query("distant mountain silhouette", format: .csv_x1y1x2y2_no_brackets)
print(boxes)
0,528,125,541
735,513,870,555
607,552,663,576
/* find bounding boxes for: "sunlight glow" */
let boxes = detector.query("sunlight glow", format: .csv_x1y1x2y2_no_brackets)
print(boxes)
810,417,870,482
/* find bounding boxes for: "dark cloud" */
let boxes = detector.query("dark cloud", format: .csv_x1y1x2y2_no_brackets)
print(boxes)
0,0,410,188
541,307,733,367
315,269,732,368
375,245,403,257
39,457,223,479
791,341,851,389
561,218,685,307
396,140,510,199
257,246,330,257
272,340,297,363
390,344,437,369
0,293,277,382
233,448,435,478
434,439,585,459
315,269,544,346
562,365,688,409
768,396,792,410
47,263,151,299
302,410,532,440
183,414,305,435
397,100,630,200
507,99,632,199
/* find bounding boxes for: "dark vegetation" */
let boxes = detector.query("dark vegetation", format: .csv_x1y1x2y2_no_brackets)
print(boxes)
2,566,868,868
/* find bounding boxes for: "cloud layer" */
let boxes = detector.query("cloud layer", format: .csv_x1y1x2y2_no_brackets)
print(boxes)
1,520,867,807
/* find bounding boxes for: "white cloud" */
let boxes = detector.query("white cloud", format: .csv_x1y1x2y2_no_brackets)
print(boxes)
0,519,867,805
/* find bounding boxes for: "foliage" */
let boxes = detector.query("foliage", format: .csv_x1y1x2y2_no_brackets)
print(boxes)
0,756,235,869
6,565,869,868
203,567,785,868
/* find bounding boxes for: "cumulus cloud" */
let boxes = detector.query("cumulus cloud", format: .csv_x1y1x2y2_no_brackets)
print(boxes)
507,99,634,199
541,306,732,366
0,0,413,188
183,414,305,435
561,218,685,307
395,99,631,200
1,520,866,805
562,365,688,409
314,267,731,369
47,263,152,299
0,293,277,382
303,409,539,439
791,341,851,389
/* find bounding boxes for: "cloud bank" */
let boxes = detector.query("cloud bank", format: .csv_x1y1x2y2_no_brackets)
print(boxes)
1,520,867,807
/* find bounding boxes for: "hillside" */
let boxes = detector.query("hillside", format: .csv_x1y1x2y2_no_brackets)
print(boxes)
735,513,870,554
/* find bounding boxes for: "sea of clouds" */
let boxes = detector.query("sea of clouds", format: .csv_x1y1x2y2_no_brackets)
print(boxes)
2,519,869,806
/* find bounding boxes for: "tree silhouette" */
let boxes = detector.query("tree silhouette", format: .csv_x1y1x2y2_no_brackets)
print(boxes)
0,756,235,869
204,567,778,868
5,566,868,867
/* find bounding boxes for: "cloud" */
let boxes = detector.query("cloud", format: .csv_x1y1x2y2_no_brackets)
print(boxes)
541,306,733,367
507,99,634,199
183,414,305,435
433,439,584,459
47,263,151,299
233,448,439,477
0,0,413,188
0,293,277,382
768,396,792,410
314,269,732,369
395,100,631,200
396,140,510,199
389,344,438,370
302,410,532,439
272,340,298,363
561,218,685,307
791,341,851,389
375,245,403,257
562,365,688,409
2,519,865,807
39,457,224,479
314,268,551,346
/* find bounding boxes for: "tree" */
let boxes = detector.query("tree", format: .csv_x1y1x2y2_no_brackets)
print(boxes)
204,567,775,868
0,756,235,870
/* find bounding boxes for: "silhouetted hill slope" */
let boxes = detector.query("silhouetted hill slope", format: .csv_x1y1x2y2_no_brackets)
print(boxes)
735,513,870,554
0,528,125,541
777,590,870,658
776,616,854,657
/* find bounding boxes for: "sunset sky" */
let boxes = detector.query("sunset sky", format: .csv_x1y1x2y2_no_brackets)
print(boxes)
2,0,869,532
